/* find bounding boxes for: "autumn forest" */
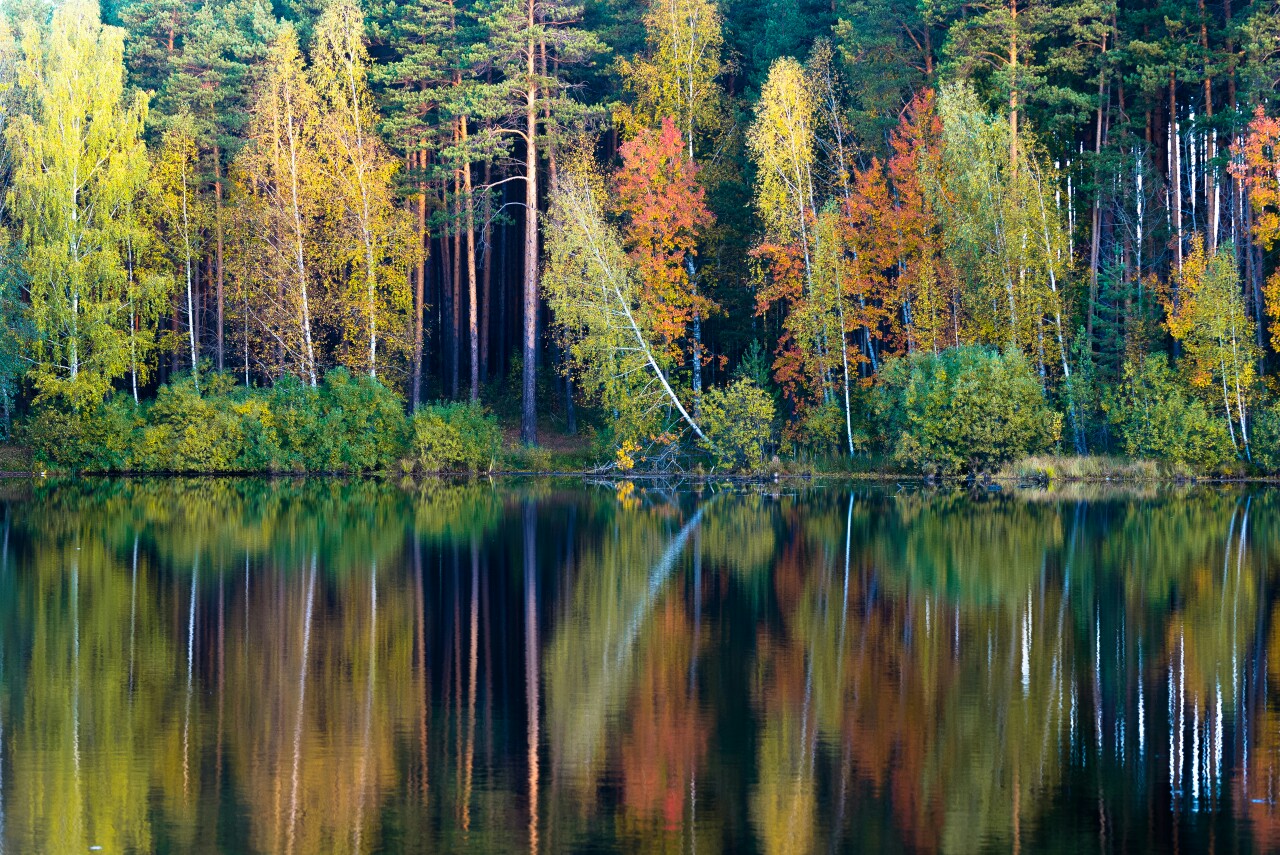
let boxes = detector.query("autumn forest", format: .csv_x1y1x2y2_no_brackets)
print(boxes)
3,0,1280,474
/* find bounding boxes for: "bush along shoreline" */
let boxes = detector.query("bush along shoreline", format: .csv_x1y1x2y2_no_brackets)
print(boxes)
13,346,1280,480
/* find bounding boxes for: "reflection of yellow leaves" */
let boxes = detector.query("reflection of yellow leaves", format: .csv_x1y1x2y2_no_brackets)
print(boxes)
751,714,816,855
616,479,639,510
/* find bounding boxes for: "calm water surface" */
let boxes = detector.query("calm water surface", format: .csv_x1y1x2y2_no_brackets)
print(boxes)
1,478,1278,853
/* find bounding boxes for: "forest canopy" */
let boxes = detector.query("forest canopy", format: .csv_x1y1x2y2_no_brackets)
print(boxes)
2,0,1280,473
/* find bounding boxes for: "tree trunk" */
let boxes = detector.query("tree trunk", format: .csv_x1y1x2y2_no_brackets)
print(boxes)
452,163,462,399
521,0,539,446
413,148,427,409
462,120,480,401
1086,40,1108,341
1170,75,1184,274
1008,0,1019,174
481,158,493,382
214,144,225,374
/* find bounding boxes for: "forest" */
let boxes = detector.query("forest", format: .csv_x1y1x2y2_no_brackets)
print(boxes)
2,0,1280,474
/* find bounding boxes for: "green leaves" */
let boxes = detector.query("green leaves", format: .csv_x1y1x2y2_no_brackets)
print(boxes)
8,0,149,407
875,345,1062,474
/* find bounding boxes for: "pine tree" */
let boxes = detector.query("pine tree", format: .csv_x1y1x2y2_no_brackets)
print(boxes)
158,0,275,372
475,0,602,443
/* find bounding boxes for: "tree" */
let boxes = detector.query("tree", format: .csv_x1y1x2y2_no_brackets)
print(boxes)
157,0,276,373
378,0,458,408
1110,353,1233,468
236,26,321,386
542,162,707,446
113,0,192,94
147,115,204,390
750,57,857,441
874,345,1062,474
613,118,714,392
615,0,727,155
476,0,602,443
7,0,149,406
1234,108,1280,351
312,0,411,380
1164,235,1259,460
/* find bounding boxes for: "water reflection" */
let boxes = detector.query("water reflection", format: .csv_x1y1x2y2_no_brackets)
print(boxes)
1,479,1279,852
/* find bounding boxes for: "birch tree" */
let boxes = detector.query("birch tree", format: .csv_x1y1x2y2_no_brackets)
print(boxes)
236,26,321,386
616,0,727,155
542,163,707,446
147,116,204,391
6,0,149,406
1165,236,1259,461
312,0,412,381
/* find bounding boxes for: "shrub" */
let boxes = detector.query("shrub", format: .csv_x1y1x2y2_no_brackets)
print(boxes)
700,379,775,472
310,369,409,472
1108,355,1234,471
406,401,501,473
1245,403,1280,474
134,374,245,472
874,346,1062,475
22,369,410,474
22,394,141,472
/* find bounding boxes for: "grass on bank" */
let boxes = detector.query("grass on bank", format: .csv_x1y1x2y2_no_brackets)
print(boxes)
996,455,1197,482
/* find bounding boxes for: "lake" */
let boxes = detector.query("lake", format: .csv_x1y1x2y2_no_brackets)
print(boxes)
0,478,1276,853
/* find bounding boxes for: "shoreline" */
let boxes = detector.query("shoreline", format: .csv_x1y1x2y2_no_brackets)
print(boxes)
7,467,1280,485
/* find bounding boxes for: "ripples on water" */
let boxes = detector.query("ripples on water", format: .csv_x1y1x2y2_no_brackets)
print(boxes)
0,478,1277,853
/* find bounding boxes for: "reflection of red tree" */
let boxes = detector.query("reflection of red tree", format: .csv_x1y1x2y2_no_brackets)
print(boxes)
620,598,709,828
840,597,948,853
766,528,951,852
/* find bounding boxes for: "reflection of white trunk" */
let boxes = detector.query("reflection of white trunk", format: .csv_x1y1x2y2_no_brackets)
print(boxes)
72,557,81,789
129,535,138,694
353,561,377,854
183,556,198,796
286,554,318,855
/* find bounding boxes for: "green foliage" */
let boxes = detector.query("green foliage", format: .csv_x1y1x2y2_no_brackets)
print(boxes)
700,379,775,472
1251,405,1280,475
1108,355,1234,471
406,401,501,473
20,395,142,473
23,368,408,473
875,346,1062,475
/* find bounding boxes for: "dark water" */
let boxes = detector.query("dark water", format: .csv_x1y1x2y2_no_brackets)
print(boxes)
2,479,1279,853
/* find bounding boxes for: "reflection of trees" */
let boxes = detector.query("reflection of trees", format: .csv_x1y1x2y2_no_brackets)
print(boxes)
4,480,1280,853
618,599,708,836
224,556,420,855
8,526,176,853
751,489,1274,854
543,500,702,797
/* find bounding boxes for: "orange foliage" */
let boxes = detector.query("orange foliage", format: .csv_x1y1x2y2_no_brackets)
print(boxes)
614,117,716,364
619,598,708,828
1232,108,1280,350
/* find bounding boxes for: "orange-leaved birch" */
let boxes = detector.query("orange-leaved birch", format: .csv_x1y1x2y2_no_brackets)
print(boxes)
1232,109,1280,352
613,118,714,371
